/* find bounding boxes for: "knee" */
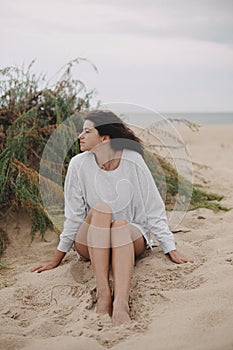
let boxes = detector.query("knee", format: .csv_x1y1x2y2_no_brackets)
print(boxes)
111,219,128,229
111,219,132,247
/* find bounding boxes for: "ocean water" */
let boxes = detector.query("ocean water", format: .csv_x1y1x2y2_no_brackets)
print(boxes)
114,109,233,127
162,112,233,125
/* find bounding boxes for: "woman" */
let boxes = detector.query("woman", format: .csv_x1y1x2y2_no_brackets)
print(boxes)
31,110,193,326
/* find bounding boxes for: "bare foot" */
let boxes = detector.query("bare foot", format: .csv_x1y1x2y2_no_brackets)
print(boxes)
112,301,131,326
96,287,112,316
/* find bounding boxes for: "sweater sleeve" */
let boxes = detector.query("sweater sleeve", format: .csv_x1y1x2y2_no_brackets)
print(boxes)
136,155,176,254
57,157,86,252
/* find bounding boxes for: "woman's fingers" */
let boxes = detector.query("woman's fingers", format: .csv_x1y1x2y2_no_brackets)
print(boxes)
30,264,50,273
30,261,58,273
30,265,44,272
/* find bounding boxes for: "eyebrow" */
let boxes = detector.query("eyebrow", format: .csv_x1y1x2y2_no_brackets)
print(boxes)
82,127,94,132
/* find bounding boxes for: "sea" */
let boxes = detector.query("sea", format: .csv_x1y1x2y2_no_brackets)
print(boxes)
119,111,233,128
162,112,233,125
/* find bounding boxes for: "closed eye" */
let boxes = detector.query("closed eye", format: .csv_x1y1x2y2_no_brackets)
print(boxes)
80,128,93,134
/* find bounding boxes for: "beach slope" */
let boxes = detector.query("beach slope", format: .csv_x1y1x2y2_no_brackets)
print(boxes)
0,124,233,350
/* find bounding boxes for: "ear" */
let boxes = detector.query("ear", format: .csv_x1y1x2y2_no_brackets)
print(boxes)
102,135,110,142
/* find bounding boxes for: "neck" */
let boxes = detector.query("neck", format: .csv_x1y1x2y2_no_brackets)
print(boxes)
93,144,122,170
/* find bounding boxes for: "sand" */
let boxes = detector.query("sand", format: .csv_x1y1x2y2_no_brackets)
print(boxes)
0,124,233,350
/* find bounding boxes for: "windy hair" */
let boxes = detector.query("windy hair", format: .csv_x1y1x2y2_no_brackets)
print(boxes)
83,110,144,156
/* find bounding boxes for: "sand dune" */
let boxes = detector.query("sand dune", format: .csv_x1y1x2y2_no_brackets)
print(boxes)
0,124,233,350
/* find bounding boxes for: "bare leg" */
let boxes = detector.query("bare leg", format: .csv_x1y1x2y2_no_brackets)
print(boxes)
111,220,145,326
75,202,112,315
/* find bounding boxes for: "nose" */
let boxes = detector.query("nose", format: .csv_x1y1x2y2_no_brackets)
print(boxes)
78,130,85,139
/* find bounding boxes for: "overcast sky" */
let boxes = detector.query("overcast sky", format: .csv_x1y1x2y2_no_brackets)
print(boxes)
1,0,233,112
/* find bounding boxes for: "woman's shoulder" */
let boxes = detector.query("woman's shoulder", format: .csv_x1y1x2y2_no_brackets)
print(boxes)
123,149,149,173
123,149,144,162
69,151,93,169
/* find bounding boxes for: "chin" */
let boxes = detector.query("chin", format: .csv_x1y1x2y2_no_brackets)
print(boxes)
80,145,90,152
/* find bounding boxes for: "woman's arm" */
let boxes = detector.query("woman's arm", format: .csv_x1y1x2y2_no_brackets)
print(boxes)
57,156,87,252
136,156,176,253
136,155,194,263
31,155,87,272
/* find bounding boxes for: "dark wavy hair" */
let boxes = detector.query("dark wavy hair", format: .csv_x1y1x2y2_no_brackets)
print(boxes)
84,110,144,156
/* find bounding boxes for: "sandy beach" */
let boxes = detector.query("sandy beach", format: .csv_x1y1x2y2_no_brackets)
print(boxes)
0,124,233,350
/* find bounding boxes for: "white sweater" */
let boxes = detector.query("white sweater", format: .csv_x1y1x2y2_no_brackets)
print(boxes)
57,149,176,254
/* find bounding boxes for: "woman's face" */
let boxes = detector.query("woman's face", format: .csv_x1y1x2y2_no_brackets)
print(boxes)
78,120,103,151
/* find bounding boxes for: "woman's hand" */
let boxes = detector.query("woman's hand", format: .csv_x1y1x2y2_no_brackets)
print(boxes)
168,250,195,264
30,261,59,273
30,250,66,273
